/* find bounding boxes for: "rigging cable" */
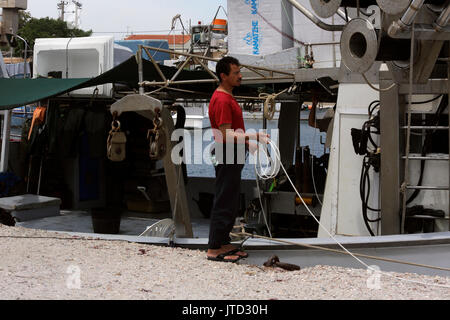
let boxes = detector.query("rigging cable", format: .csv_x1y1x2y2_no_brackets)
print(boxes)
310,102,326,206
362,73,397,92
355,100,382,236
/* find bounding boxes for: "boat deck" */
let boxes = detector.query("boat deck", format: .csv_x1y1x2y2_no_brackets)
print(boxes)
17,210,210,238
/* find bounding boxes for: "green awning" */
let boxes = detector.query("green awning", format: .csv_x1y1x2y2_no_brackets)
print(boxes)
0,78,90,110
0,56,219,110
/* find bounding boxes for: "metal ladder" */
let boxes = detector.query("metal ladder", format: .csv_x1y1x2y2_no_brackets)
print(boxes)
401,126,449,191
379,67,450,235
399,86,450,234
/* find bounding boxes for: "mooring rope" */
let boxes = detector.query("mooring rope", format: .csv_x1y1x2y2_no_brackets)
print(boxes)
231,231,450,273
260,88,289,120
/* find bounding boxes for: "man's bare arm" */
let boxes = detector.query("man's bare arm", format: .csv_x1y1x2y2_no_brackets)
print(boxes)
218,124,269,145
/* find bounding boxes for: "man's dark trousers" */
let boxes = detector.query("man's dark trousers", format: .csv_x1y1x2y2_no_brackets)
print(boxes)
208,162,244,249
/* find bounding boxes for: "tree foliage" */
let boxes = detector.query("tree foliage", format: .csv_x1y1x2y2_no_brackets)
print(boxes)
12,11,92,57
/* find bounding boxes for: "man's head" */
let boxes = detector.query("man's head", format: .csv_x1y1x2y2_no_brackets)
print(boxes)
216,56,242,88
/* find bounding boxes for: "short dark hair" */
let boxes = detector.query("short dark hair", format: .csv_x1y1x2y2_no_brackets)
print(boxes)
216,56,240,83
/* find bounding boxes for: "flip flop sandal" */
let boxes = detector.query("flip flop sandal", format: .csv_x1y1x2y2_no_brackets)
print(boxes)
207,252,241,263
227,247,249,259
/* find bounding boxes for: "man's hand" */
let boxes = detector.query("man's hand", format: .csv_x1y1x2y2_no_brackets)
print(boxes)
248,141,259,155
257,132,271,144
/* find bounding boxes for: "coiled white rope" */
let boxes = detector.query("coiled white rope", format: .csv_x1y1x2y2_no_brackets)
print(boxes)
253,137,281,239
260,89,289,121
253,138,450,288
254,139,281,180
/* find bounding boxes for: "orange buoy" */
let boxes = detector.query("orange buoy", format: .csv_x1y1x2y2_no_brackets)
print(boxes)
212,19,227,33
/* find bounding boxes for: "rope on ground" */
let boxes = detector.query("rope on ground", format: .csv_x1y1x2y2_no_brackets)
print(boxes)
231,231,450,273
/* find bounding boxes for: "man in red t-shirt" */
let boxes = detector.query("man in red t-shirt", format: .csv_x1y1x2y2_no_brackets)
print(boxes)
207,56,269,263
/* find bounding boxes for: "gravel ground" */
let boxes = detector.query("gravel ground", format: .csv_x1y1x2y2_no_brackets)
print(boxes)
0,225,449,300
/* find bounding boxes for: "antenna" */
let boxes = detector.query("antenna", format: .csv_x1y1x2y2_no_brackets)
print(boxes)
72,1,82,28
57,1,69,21
58,1,82,28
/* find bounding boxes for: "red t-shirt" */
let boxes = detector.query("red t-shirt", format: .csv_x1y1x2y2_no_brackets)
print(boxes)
209,90,245,143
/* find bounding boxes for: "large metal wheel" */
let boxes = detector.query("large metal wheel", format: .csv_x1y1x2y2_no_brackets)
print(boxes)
310,0,342,18
340,18,378,73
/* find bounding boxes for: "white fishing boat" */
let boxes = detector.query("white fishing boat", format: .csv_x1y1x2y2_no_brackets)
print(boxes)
0,0,449,278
